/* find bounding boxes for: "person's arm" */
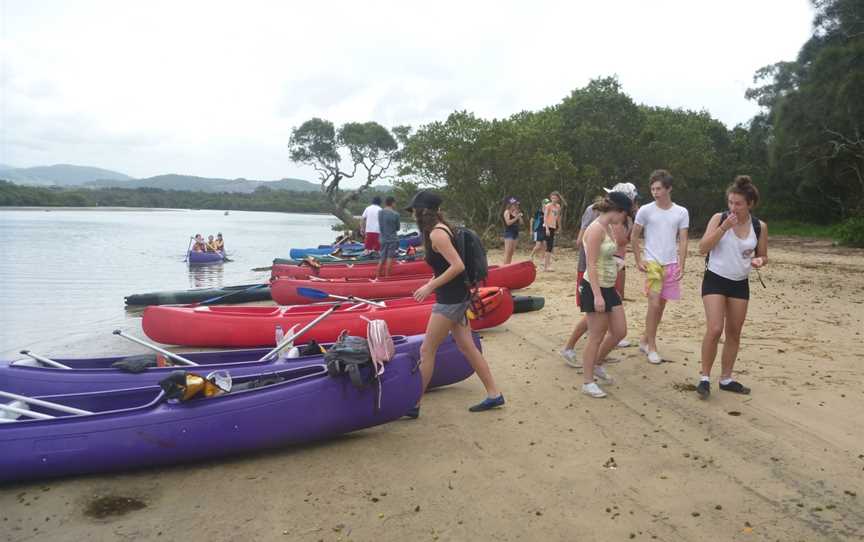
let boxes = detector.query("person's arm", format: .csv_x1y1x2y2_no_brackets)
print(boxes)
675,228,689,280
698,213,733,255
413,229,465,302
631,223,646,271
752,221,768,268
504,211,518,226
360,213,367,236
544,204,552,234
584,225,605,312
574,227,586,251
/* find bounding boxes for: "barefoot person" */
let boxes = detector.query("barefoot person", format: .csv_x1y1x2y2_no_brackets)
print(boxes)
561,183,638,366
502,197,523,265
529,198,549,262
376,196,400,278
695,176,767,398
579,191,633,398
631,170,689,364
406,190,504,416
543,192,564,272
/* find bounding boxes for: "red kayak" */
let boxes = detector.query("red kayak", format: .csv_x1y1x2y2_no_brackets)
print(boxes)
143,287,514,347
271,261,536,305
271,258,432,280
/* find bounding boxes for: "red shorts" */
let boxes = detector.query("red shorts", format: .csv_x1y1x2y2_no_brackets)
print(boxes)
576,269,625,306
364,232,381,251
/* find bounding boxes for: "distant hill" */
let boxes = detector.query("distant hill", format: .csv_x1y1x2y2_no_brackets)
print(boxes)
0,163,320,193
86,174,319,193
0,164,133,186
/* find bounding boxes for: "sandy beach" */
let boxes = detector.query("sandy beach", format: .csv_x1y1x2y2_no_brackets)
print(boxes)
2,238,863,542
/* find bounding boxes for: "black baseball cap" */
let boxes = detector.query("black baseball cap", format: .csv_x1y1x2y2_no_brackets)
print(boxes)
406,190,442,212
608,191,634,214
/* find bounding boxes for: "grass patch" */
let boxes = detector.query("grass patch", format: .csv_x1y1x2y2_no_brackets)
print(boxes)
767,221,837,239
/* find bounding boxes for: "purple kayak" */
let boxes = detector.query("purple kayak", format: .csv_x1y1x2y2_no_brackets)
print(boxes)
187,250,226,264
0,352,422,482
0,333,477,396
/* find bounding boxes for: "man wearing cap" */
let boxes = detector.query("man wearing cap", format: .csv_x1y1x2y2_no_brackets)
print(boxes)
561,182,638,367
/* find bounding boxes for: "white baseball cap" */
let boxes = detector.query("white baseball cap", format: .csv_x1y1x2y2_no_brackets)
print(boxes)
604,182,638,201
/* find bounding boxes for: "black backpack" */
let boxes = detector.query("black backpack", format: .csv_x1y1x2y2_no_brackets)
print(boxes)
705,211,762,266
453,227,489,287
324,332,376,389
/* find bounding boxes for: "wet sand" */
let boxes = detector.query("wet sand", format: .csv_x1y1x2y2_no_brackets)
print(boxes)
2,238,863,541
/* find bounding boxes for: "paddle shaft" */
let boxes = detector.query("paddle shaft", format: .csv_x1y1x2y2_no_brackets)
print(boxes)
183,236,194,262
0,390,93,415
192,283,267,307
257,304,340,362
19,350,72,370
112,330,198,366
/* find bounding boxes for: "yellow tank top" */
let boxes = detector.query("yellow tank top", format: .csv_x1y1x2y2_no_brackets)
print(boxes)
584,228,618,288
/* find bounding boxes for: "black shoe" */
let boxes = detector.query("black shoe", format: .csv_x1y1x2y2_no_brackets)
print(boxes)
403,406,420,419
696,380,710,399
719,381,751,395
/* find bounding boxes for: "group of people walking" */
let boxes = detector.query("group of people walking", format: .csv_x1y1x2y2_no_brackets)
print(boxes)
566,170,767,399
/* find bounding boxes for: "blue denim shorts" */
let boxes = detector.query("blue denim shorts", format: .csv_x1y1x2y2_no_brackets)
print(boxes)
432,301,470,326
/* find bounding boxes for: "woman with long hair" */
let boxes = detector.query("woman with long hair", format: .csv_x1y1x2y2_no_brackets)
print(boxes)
695,176,767,399
543,191,565,271
578,191,633,398
502,197,523,265
406,190,504,417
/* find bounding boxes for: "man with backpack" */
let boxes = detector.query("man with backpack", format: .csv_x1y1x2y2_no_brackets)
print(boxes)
405,190,503,417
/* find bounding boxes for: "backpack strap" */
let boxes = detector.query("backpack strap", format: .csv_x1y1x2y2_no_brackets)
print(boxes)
705,212,762,268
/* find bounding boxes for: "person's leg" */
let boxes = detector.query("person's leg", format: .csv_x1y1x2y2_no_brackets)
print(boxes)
384,256,394,277
565,316,588,350
451,322,501,398
544,231,554,271
418,313,456,395
699,294,727,388
583,312,610,384
375,255,386,278
595,305,627,363
503,238,514,264
641,293,666,355
719,297,749,381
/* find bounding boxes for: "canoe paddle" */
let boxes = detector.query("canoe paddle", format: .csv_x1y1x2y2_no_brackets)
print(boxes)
182,236,194,263
189,283,268,307
257,303,341,362
297,287,387,308
112,330,198,366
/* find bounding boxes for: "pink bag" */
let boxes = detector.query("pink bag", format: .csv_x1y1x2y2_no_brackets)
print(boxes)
366,318,395,365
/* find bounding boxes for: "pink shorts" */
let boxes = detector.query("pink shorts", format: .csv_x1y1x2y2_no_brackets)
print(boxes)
644,262,681,301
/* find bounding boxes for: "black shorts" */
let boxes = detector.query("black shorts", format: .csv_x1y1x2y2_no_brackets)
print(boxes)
578,279,622,313
545,228,556,252
701,270,750,300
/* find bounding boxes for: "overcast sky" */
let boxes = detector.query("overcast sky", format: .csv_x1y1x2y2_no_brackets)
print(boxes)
1,0,814,185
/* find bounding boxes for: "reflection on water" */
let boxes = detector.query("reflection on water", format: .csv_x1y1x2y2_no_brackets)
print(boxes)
188,263,225,288
0,208,339,356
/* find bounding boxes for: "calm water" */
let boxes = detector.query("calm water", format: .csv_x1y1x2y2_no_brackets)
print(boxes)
0,208,341,357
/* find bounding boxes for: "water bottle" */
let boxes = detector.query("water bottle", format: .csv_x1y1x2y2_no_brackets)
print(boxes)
275,325,284,345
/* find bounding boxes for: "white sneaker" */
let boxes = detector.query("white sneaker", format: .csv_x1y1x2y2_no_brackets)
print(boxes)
616,339,631,348
582,382,607,398
560,349,581,369
639,342,649,355
594,365,613,383
647,351,662,364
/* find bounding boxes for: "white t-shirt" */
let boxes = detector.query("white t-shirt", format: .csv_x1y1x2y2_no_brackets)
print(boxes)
361,204,382,234
634,202,689,265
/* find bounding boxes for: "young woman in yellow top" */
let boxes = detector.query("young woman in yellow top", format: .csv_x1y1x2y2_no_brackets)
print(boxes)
579,191,633,398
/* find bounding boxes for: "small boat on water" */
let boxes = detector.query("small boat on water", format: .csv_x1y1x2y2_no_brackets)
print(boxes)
0,350,423,482
187,250,227,264
125,283,271,306
0,333,477,396
142,287,514,347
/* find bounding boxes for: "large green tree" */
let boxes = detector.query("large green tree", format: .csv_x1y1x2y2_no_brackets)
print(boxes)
288,118,408,228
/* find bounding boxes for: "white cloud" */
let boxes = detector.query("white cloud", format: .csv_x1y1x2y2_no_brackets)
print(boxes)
0,0,814,183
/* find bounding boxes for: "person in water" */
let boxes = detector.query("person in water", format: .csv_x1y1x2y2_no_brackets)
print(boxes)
407,190,504,417
192,234,206,252
696,175,767,399
578,191,634,398
502,197,523,265
561,183,638,367
543,191,564,272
